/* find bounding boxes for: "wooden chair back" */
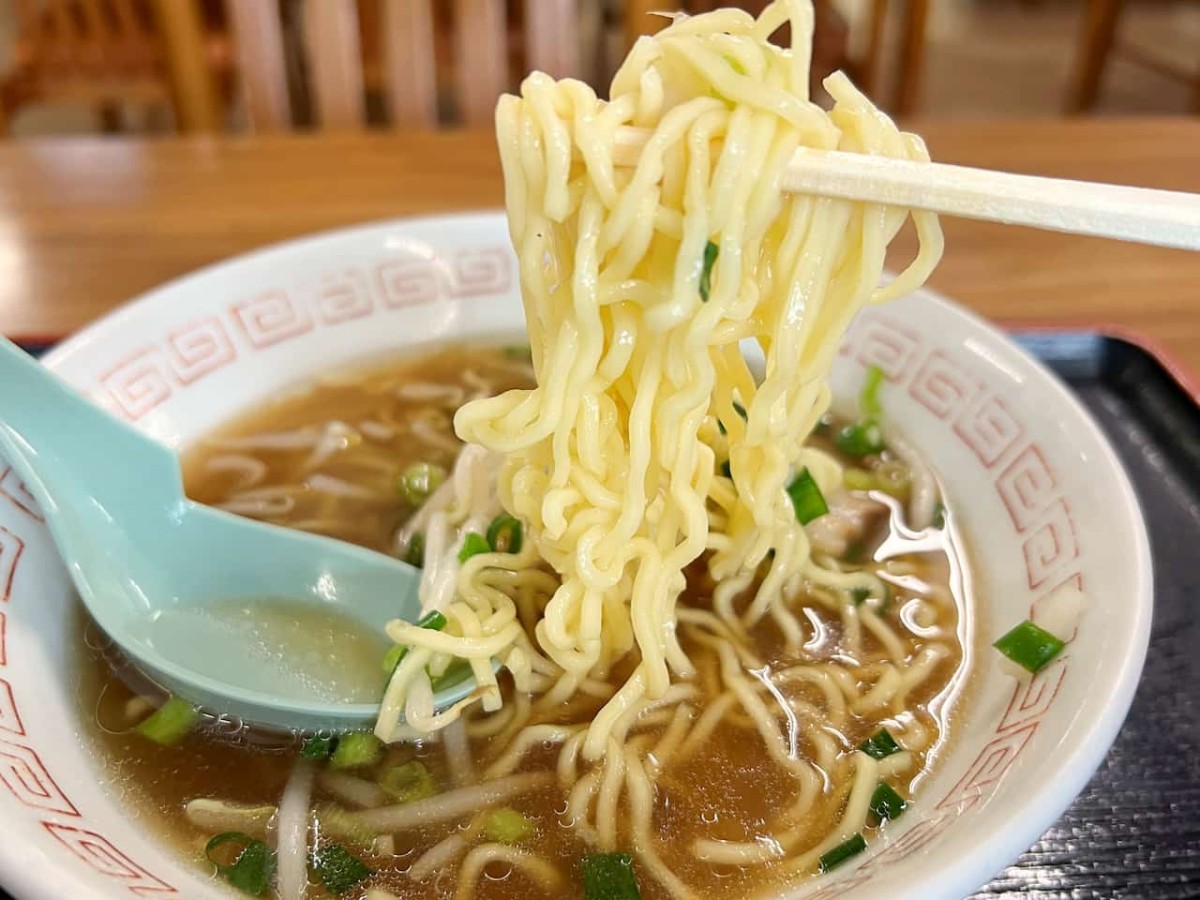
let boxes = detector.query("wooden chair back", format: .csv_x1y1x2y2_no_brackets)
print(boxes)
232,0,583,132
12,0,162,77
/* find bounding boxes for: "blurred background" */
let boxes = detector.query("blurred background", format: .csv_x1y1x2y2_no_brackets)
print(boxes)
0,0,1196,137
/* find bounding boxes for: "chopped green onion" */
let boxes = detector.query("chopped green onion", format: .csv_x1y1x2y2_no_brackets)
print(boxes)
429,658,473,693
873,459,911,501
458,532,491,562
869,782,907,822
485,807,535,844
136,696,199,746
858,728,902,760
311,843,372,894
205,832,276,897
818,833,866,873
404,532,425,568
932,502,947,529
835,421,885,457
315,802,377,846
301,735,338,760
382,643,406,676
503,344,532,360
417,610,448,631
859,365,886,418
486,515,523,554
699,241,718,302
843,468,876,491
787,468,828,524
582,851,642,900
382,610,448,676
396,461,447,505
993,620,1065,674
379,761,438,804
329,732,383,770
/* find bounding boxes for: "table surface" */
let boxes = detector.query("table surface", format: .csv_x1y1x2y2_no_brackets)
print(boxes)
1,117,1198,381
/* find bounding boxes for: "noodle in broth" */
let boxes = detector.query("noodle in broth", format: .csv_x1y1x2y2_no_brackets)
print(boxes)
79,343,968,899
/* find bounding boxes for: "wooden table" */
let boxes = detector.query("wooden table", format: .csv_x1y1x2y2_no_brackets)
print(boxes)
1,118,1198,377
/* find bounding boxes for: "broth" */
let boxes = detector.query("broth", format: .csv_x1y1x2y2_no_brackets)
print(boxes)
76,343,969,899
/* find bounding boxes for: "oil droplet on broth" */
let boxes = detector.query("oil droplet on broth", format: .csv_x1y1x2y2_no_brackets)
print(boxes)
149,599,391,704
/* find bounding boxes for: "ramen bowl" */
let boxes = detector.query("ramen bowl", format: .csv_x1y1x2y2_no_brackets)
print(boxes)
0,212,1150,899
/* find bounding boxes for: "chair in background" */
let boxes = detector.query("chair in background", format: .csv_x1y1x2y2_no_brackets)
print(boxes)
220,0,589,132
0,0,234,135
623,0,929,116
1066,0,1200,114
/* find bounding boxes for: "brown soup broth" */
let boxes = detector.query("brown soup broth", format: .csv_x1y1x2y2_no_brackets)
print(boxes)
75,343,969,899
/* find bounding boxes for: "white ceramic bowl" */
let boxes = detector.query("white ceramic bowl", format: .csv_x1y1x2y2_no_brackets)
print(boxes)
0,213,1150,900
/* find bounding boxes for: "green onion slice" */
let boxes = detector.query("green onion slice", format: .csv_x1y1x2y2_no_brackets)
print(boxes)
582,851,642,900
205,832,276,896
417,610,448,631
699,241,718,302
383,610,448,676
818,833,867,873
311,843,372,894
486,515,523,554
396,461,447,505
993,620,1065,673
787,468,828,524
404,532,425,568
301,735,338,760
329,732,383,770
835,421,885,457
859,365,886,418
503,344,532,360
136,696,199,746
858,728,902,760
429,658,473,693
843,468,876,491
485,807,535,844
869,782,907,822
379,761,438,804
458,532,491,562
873,459,911,500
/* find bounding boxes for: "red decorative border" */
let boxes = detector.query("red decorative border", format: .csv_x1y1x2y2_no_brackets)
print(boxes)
86,245,513,421
0,516,178,893
44,824,177,895
0,468,42,523
0,526,25,603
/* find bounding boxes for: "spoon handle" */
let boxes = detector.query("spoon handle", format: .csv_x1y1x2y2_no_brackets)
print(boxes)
0,335,182,521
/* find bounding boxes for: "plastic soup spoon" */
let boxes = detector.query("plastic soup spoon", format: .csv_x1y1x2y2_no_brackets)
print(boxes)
0,335,458,733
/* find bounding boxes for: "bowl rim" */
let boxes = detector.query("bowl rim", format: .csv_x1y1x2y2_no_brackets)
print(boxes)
6,211,1154,900
878,295,1153,900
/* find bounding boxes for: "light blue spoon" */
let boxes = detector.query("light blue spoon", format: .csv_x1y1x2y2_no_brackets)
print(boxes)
0,335,452,733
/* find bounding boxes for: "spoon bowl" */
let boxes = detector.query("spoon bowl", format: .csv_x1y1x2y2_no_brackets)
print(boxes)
0,335,441,732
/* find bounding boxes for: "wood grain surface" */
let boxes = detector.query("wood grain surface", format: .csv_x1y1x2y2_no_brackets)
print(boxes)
1,118,1197,375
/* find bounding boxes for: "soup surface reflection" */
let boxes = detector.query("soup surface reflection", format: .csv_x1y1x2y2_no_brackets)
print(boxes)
76,343,970,899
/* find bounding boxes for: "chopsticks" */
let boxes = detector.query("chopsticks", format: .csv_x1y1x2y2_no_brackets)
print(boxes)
611,128,1200,252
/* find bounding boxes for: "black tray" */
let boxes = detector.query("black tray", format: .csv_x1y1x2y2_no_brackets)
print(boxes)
8,333,1199,898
